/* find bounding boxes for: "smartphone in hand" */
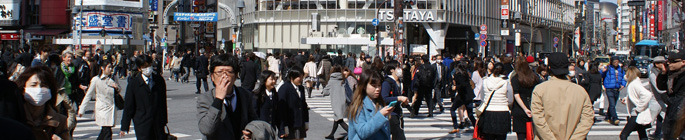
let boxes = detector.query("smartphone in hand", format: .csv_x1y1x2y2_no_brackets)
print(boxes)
387,101,398,107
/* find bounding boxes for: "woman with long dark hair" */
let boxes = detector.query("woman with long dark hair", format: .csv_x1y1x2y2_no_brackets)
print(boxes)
253,70,278,125
472,58,487,105
17,66,72,140
448,61,477,134
511,56,542,140
581,62,603,104
347,70,393,139
77,61,122,140
477,63,513,140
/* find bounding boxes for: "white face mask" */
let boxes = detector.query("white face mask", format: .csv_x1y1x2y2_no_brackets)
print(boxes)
568,71,576,76
395,68,403,78
624,75,628,80
141,67,153,77
24,88,52,106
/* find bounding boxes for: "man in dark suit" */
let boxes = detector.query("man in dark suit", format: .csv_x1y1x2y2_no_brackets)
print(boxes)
120,55,168,140
151,52,163,75
240,52,259,91
432,55,446,112
197,54,257,140
195,49,209,94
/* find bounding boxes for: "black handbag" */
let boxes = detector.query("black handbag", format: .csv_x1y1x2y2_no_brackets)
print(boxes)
114,88,124,110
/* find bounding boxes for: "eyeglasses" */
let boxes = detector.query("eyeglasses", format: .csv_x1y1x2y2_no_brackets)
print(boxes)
213,70,235,77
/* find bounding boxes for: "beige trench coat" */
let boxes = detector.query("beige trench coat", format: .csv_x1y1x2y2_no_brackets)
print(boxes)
78,75,121,127
531,77,595,140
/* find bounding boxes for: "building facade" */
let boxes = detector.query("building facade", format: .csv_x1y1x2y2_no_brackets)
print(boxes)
216,0,577,57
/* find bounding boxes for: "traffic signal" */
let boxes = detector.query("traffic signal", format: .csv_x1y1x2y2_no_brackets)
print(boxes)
370,33,375,41
100,29,106,37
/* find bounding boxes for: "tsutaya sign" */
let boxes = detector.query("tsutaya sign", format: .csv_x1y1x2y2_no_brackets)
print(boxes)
378,10,437,22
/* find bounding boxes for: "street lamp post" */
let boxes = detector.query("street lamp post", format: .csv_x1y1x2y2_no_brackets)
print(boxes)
237,0,245,52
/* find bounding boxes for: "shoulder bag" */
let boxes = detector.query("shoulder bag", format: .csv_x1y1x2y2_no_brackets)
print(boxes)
475,90,496,117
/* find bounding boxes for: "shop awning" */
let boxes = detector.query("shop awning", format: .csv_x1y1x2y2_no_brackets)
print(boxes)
24,29,69,36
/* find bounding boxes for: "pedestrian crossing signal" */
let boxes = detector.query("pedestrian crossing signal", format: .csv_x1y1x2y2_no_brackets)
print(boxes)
370,33,375,41
100,29,106,37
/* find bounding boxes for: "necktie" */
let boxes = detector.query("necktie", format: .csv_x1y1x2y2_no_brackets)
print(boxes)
226,94,235,112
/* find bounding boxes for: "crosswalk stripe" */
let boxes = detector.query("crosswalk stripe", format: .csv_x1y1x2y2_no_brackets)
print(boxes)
73,105,193,139
306,95,640,139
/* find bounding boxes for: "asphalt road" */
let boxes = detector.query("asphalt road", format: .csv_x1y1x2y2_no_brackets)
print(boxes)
73,72,651,140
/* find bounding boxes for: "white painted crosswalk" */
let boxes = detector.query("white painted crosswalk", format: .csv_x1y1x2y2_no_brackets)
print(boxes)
307,95,641,139
72,101,192,140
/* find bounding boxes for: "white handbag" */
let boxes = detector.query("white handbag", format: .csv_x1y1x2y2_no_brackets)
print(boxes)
635,108,653,125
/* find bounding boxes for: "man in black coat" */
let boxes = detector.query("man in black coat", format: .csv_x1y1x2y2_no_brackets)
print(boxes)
72,50,91,108
151,52,163,75
197,54,257,140
195,50,210,94
120,55,168,140
411,55,436,117
182,50,194,82
656,50,685,139
240,52,260,91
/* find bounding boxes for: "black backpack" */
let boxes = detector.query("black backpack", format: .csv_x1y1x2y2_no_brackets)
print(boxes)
417,64,435,88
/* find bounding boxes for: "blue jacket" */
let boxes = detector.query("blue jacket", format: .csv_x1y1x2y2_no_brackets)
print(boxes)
381,76,402,116
348,97,391,140
601,65,627,89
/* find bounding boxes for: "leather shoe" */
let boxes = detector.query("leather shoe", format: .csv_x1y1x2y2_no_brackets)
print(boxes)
448,129,459,134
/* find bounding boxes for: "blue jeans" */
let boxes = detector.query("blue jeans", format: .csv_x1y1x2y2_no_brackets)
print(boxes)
605,89,620,121
450,98,475,129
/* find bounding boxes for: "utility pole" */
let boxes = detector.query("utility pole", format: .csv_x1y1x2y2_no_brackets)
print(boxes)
528,0,537,54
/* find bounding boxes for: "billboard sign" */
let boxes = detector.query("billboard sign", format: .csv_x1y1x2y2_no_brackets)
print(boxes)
174,12,218,22
0,2,19,20
78,11,142,32
76,0,143,8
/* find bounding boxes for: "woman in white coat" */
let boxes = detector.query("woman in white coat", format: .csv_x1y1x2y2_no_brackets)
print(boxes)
78,61,122,140
619,67,653,140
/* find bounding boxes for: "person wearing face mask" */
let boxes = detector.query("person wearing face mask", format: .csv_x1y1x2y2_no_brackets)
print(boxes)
120,55,169,139
380,61,408,139
17,66,72,140
601,57,627,125
77,61,121,140
568,65,580,84
432,55,446,113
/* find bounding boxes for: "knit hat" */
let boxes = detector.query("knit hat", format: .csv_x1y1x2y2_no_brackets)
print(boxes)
526,56,535,63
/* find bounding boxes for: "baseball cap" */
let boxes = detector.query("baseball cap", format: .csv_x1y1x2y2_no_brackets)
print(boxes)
548,52,569,76
667,49,685,61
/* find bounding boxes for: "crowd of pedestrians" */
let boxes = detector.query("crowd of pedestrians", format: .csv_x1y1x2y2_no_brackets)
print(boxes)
3,44,685,140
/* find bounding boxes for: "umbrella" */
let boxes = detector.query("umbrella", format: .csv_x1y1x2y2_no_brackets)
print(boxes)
254,52,266,60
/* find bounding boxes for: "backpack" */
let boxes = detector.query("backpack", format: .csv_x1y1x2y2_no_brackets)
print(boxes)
344,79,354,104
417,64,435,88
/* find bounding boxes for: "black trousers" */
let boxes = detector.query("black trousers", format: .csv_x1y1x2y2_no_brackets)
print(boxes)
620,116,648,140
97,126,112,140
433,86,444,110
389,115,406,140
481,134,507,140
412,89,434,116
196,77,208,92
